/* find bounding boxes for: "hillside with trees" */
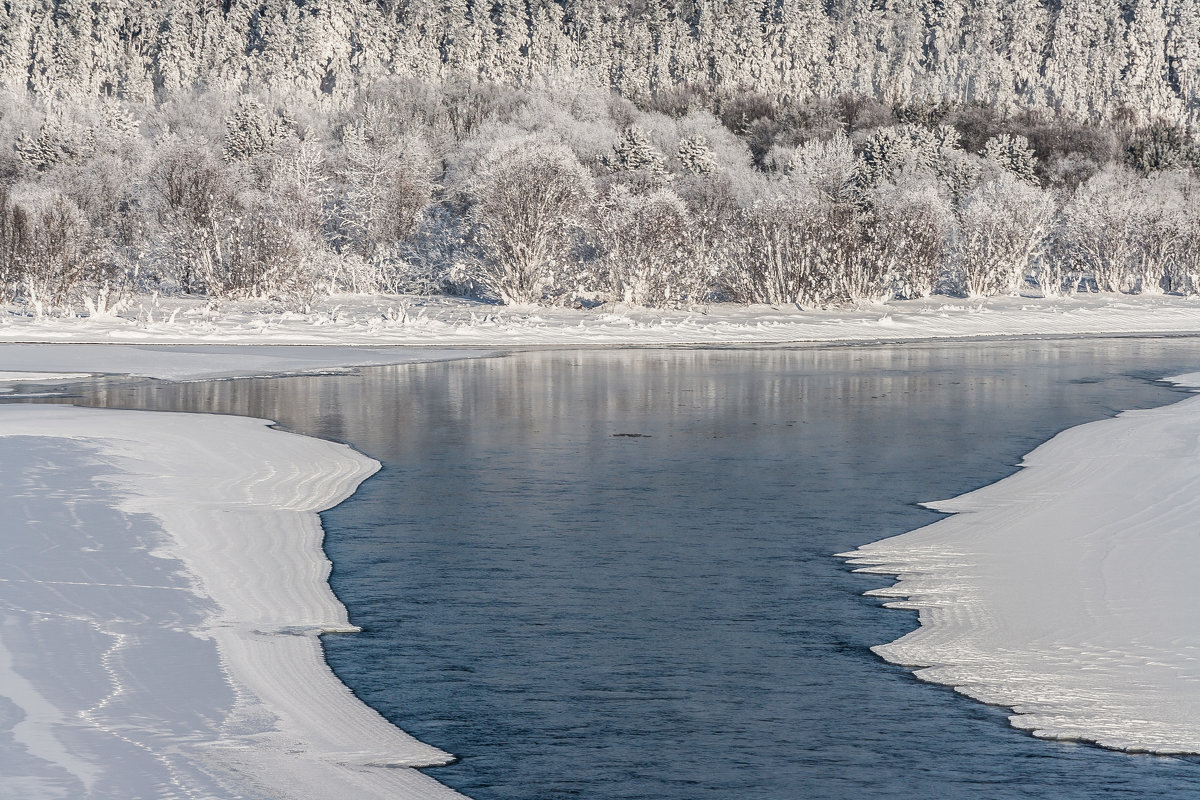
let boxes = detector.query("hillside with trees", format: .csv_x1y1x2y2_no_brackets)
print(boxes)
1,0,1199,310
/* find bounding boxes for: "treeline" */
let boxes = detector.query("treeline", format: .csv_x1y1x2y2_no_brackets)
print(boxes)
2,80,1199,312
3,0,1200,129
3,0,1200,312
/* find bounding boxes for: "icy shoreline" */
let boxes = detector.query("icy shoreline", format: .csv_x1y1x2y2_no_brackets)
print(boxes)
841,372,1200,755
1,292,1200,347
0,405,467,798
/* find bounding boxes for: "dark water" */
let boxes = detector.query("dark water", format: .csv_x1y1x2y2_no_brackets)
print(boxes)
54,339,1200,799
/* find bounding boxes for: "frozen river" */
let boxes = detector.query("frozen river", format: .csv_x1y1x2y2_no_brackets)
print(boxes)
61,339,1200,799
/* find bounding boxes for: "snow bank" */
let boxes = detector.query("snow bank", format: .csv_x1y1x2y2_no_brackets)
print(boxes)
0,405,465,799
841,372,1200,754
0,371,93,394
0,343,486,385
1,293,1200,347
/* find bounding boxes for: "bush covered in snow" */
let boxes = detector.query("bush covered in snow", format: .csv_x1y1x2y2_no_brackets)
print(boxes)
3,0,1200,312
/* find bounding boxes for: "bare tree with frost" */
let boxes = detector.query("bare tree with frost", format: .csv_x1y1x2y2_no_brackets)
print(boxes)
1060,166,1141,292
466,138,592,304
787,131,859,205
724,183,870,308
868,171,954,299
954,173,1056,297
595,185,698,307
336,106,436,261
1164,201,1200,296
0,186,111,315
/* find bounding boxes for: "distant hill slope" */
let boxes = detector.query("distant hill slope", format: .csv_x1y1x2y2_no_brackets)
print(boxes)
1,0,1198,127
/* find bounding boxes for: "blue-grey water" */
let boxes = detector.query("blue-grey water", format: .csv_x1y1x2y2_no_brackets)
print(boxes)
58,339,1200,799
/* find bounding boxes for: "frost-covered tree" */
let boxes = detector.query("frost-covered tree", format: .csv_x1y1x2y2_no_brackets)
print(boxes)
1166,0,1200,127
858,124,963,191
1126,122,1196,172
676,135,719,176
788,131,859,204
724,182,874,307
0,2,36,93
15,112,91,172
954,173,1056,296
1157,170,1200,293
156,2,197,94
868,171,953,299
1060,166,1141,292
983,133,1039,184
595,185,698,306
224,98,289,162
467,138,593,303
1044,0,1128,120
604,126,671,190
724,193,823,306
336,106,436,261
0,187,110,315
1123,0,1176,121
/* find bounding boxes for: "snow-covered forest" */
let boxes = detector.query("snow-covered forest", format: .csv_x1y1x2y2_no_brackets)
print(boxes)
2,0,1200,309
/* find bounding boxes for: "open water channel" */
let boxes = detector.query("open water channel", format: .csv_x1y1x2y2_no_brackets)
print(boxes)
54,339,1200,799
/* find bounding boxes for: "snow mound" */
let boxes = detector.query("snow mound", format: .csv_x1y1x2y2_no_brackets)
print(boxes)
841,373,1200,754
0,405,465,799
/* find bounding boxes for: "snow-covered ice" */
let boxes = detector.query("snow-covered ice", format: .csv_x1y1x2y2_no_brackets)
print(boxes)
842,372,1200,754
0,293,1199,347
0,343,487,385
0,405,466,799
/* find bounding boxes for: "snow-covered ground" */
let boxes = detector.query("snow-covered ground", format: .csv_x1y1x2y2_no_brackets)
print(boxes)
2,292,1200,347
0,343,488,392
5,295,1200,798
842,371,1200,754
0,405,467,799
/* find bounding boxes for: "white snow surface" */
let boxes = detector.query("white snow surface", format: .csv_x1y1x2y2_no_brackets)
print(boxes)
842,372,1200,754
1,292,1200,346
0,343,485,386
0,405,466,799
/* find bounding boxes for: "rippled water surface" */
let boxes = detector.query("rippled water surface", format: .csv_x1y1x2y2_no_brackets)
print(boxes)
67,340,1200,799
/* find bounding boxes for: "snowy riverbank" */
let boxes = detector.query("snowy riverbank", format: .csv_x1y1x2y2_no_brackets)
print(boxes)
0,404,468,799
0,343,489,392
1,292,1200,347
842,371,1200,754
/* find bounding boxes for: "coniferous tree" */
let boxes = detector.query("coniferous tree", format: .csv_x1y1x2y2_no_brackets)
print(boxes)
1124,0,1176,121
677,135,720,176
983,134,1040,184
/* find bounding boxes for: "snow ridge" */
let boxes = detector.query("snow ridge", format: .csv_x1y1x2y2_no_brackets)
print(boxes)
841,372,1200,754
0,405,465,799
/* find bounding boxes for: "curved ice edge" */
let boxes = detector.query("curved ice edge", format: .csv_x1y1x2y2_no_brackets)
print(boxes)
838,370,1200,757
0,404,467,800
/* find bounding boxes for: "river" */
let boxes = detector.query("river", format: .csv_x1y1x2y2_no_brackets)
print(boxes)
59,338,1200,799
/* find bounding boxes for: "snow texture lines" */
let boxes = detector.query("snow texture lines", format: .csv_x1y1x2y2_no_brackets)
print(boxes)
0,407,465,800
842,372,1200,754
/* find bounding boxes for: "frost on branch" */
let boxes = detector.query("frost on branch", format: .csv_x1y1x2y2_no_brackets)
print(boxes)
466,138,592,304
953,174,1055,298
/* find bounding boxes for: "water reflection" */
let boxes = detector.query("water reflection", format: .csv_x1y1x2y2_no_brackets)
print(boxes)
36,339,1200,800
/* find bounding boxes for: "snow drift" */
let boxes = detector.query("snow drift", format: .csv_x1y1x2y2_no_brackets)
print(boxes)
0,405,464,799
842,372,1200,754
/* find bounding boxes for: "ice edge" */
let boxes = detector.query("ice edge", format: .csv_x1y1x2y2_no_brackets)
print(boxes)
838,370,1200,757
0,404,467,800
